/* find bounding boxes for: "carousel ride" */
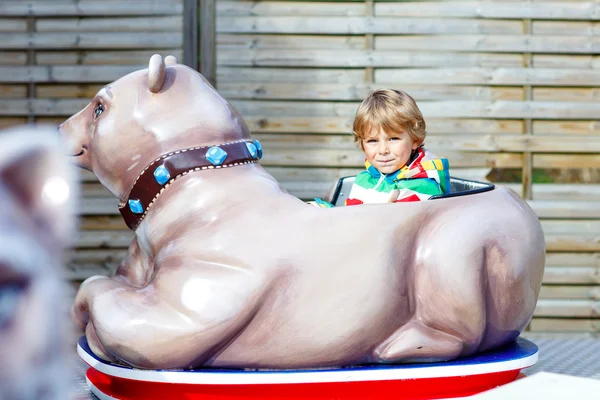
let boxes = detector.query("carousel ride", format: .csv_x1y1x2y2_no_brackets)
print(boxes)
56,55,545,399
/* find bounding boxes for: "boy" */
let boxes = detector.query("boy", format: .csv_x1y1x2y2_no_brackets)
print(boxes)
345,89,450,205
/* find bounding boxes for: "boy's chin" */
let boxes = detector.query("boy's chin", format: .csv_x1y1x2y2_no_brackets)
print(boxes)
377,164,403,174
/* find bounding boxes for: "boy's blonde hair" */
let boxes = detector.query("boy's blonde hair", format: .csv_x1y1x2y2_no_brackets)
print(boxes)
353,89,426,148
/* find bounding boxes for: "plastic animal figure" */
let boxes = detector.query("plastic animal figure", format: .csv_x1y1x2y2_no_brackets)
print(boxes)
0,126,75,399
62,55,545,370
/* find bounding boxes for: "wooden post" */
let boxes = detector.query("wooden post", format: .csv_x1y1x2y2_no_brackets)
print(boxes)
200,0,216,88
183,0,199,70
364,0,374,84
522,19,533,201
26,15,35,124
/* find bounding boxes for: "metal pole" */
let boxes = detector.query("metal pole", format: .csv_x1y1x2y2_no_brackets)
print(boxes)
183,0,199,70
199,0,216,88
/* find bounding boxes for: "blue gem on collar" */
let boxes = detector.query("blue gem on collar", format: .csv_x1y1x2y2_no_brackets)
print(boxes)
206,146,228,166
153,165,170,185
253,140,263,159
246,142,258,159
128,199,144,214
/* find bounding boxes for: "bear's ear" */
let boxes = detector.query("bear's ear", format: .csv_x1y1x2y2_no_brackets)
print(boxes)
148,54,166,93
165,55,178,66
0,126,77,247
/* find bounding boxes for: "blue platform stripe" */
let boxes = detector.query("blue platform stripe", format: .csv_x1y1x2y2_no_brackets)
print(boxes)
153,165,171,185
246,142,258,159
254,140,263,159
206,146,228,166
78,336,538,374
128,199,144,214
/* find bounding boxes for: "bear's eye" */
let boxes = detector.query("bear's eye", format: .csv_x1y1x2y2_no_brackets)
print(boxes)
94,103,105,119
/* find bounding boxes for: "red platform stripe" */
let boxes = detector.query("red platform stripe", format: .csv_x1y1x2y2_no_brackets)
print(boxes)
87,367,520,400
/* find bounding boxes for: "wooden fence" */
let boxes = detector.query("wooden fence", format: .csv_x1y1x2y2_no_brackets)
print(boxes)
1,0,600,337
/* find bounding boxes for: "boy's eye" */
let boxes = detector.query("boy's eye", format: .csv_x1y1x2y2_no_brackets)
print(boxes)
390,137,400,141
366,139,377,143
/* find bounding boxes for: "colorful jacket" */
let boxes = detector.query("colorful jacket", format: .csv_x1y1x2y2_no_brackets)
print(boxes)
345,147,450,205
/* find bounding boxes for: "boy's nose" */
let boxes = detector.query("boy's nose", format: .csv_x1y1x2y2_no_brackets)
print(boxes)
378,143,389,154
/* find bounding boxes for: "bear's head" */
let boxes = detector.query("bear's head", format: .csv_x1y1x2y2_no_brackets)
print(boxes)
59,54,251,201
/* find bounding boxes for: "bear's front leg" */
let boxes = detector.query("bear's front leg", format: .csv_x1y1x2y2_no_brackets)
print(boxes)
114,237,152,287
72,259,266,369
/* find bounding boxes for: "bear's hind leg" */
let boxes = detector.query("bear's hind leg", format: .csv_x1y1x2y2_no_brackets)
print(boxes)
373,319,464,363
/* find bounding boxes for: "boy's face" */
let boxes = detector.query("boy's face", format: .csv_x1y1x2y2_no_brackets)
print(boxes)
361,127,419,174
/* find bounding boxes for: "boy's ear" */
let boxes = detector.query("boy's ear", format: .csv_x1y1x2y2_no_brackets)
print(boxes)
0,126,78,246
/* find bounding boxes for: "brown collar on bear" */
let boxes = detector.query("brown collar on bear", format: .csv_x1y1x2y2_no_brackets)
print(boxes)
119,139,262,230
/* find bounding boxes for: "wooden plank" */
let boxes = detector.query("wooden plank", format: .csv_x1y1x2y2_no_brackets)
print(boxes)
218,34,367,50
529,318,600,333
0,51,27,65
375,1,600,20
79,216,127,231
0,117,26,128
217,16,522,35
542,220,600,235
36,84,103,98
0,85,27,98
230,100,600,120
545,234,600,252
218,49,524,68
533,299,599,318
533,54,600,69
76,230,133,248
533,121,600,135
533,21,600,36
376,67,600,86
67,249,127,263
218,67,365,83
243,117,523,134
522,331,597,339
534,185,600,200
427,134,600,153
0,1,183,16
535,154,600,168
65,263,118,281
36,16,183,32
534,87,600,102
219,66,600,86
217,1,366,17
35,50,183,65
0,32,182,50
30,117,65,126
546,252,600,267
0,66,140,83
539,286,600,300
219,83,523,101
65,249,127,280
530,201,600,219
81,183,113,198
0,18,27,32
376,35,600,54
238,132,600,155
80,197,119,215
